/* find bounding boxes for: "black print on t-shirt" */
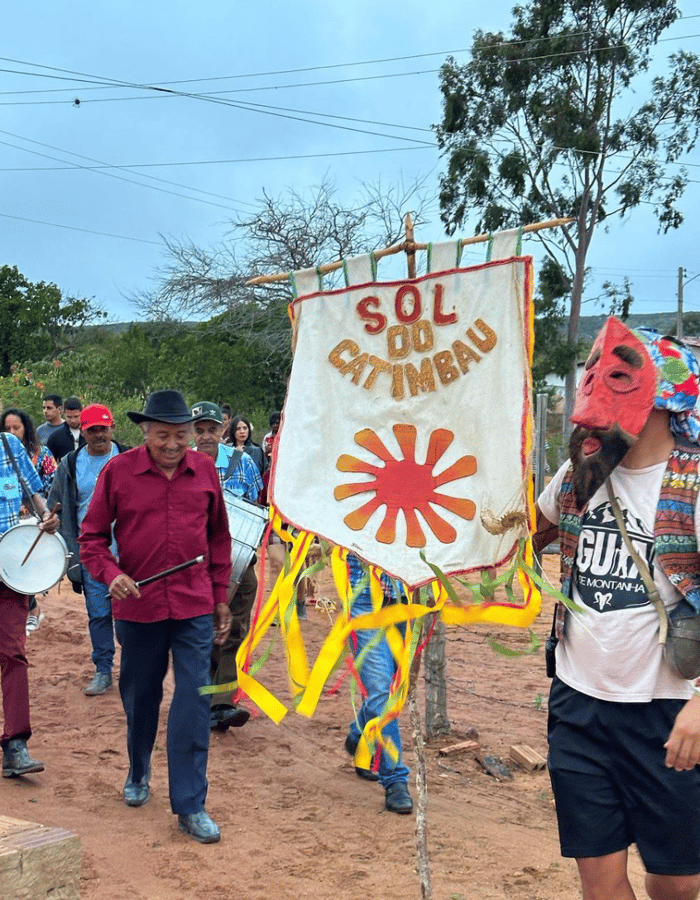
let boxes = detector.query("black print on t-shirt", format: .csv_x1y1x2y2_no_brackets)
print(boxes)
574,500,653,613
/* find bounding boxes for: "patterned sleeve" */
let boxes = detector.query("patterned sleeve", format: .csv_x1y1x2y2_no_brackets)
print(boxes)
36,445,57,496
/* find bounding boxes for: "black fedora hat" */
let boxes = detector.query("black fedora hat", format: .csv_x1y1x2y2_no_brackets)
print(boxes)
127,390,195,425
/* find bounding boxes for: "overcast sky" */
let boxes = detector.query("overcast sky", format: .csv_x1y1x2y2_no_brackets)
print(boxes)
3,2,700,323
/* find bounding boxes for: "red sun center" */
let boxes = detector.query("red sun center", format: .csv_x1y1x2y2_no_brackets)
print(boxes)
334,424,476,547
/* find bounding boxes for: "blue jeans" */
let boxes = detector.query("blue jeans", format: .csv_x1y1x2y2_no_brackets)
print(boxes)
347,560,409,788
81,565,114,673
115,615,213,815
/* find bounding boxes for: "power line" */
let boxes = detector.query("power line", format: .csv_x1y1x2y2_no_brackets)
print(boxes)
0,211,160,245
0,68,441,105
0,145,429,172
0,44,569,96
2,25,700,108
1,22,698,157
154,93,435,145
0,51,467,96
0,129,257,211
0,61,438,147
2,16,700,97
2,18,699,256
187,97,432,134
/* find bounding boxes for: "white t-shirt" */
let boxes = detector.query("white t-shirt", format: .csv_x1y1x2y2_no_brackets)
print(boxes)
539,460,698,702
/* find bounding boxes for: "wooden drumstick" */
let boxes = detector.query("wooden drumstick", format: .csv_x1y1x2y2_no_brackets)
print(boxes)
20,503,61,567
134,555,205,588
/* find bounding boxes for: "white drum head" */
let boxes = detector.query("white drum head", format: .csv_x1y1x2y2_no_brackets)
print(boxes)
0,524,69,594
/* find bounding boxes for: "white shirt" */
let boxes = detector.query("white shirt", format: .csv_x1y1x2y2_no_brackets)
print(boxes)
539,460,697,702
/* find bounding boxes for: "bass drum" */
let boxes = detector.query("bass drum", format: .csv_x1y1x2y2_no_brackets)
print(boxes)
0,523,69,594
222,491,268,587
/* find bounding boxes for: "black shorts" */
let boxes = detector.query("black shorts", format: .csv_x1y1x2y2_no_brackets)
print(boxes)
547,677,700,875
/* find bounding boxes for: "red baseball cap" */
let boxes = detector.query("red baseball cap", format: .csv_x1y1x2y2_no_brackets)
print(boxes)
80,404,114,429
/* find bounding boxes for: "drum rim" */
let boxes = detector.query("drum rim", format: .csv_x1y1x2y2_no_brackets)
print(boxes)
0,523,69,593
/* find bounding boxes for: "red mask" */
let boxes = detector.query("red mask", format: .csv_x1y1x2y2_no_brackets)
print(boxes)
571,317,656,439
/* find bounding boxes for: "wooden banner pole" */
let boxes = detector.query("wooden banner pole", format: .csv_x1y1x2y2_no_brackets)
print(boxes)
405,212,416,279
245,216,573,286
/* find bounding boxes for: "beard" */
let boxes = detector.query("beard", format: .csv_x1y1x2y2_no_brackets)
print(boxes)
569,425,634,509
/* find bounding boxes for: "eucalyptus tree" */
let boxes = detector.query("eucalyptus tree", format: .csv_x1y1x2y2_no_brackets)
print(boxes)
435,0,700,424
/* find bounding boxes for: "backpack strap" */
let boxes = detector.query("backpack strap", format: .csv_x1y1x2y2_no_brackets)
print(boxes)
606,479,669,644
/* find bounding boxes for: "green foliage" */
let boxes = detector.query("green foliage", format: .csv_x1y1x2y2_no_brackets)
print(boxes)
546,430,566,474
0,359,144,448
598,277,634,320
0,265,105,376
0,319,287,446
487,630,540,658
670,311,700,337
163,316,290,414
0,363,56,421
533,257,577,389
436,1,690,233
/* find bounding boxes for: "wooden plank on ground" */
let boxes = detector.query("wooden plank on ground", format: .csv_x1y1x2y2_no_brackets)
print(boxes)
438,740,480,757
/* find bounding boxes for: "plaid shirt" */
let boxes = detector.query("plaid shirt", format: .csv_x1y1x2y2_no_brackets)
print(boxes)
214,443,262,502
0,433,43,535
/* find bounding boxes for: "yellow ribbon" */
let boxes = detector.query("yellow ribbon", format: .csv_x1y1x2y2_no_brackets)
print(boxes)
228,513,541,735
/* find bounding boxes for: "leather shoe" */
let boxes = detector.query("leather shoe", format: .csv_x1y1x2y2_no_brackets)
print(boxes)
210,705,250,731
2,739,44,777
344,734,379,781
385,782,413,814
85,671,112,696
178,810,220,843
123,775,150,807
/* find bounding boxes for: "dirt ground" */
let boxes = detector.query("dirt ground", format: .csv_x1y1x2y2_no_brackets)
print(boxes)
2,555,649,900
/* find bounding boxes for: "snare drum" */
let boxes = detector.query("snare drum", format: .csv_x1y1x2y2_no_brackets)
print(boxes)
222,491,268,586
0,523,69,594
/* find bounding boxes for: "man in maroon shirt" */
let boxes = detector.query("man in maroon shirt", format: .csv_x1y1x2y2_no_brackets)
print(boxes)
79,390,232,844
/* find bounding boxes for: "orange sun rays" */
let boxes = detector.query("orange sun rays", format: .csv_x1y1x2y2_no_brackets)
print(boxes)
334,424,476,547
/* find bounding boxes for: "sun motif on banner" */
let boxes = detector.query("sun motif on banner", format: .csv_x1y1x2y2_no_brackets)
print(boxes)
334,424,477,547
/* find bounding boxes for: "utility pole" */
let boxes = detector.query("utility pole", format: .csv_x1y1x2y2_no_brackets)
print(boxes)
678,266,685,339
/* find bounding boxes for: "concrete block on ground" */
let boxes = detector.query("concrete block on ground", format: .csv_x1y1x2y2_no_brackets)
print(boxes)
0,815,81,899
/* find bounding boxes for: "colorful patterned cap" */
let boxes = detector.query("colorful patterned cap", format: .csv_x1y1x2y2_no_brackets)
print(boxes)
634,328,700,442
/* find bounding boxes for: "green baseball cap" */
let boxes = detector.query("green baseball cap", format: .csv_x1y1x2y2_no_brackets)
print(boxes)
190,401,224,424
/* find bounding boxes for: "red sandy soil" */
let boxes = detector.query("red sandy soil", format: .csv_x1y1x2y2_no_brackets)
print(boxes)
2,556,648,900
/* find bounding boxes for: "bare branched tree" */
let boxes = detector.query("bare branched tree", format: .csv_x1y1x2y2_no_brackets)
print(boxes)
133,175,434,355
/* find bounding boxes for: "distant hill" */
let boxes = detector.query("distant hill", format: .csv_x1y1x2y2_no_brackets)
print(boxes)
92,321,133,335
576,313,679,345
97,314,683,346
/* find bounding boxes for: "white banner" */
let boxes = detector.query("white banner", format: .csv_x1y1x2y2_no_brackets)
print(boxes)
272,258,534,588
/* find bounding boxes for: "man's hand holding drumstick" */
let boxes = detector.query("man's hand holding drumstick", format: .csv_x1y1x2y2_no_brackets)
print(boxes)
109,573,141,601
109,565,231,645
39,506,60,534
